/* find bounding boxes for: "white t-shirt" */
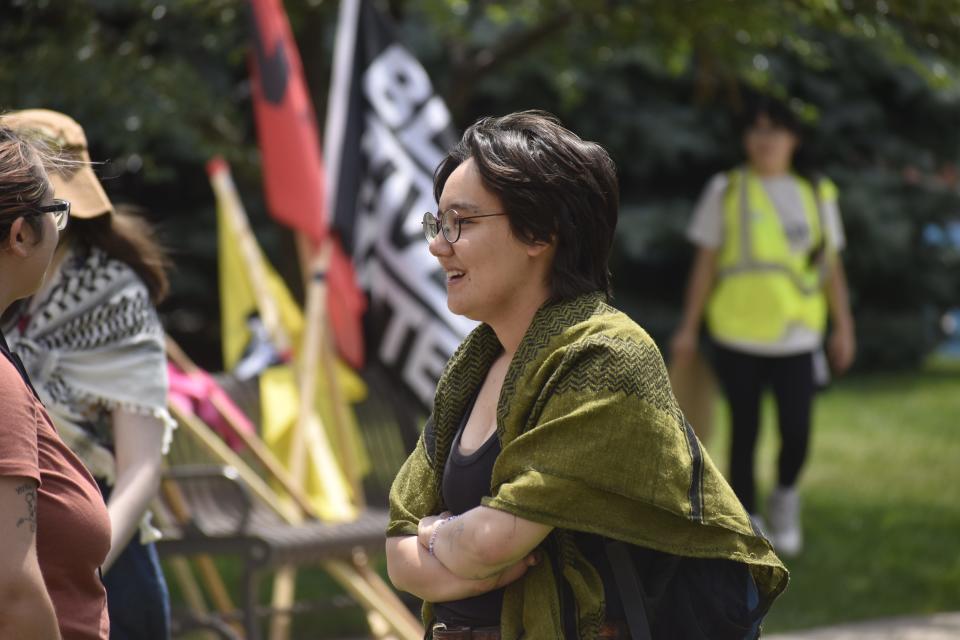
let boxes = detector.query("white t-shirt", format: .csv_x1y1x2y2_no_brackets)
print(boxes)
687,172,846,356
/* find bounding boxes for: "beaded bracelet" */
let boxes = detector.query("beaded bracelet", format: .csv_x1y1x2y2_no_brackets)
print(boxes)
427,515,459,557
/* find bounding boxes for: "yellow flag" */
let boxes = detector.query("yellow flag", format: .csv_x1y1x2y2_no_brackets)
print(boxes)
217,205,303,372
259,366,359,521
215,181,369,520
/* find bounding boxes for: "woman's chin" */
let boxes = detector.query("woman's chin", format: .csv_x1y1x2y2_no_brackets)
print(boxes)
446,298,481,322
446,301,468,319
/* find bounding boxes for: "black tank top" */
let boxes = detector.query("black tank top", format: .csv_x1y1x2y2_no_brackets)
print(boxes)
431,396,624,629
433,395,504,626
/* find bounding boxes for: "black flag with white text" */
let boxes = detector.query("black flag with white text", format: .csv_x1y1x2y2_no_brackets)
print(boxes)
324,0,471,414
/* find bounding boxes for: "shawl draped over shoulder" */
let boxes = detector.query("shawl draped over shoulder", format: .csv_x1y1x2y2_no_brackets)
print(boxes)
4,247,175,541
388,292,788,639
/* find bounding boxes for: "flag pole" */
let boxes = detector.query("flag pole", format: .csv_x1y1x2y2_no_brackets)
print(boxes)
291,0,364,506
318,296,365,507
289,241,333,493
290,0,365,504
209,158,292,358
296,242,366,505
208,160,348,503
322,0,360,206
320,0,366,502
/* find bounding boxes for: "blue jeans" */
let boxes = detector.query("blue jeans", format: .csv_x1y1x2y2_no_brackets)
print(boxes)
98,478,171,640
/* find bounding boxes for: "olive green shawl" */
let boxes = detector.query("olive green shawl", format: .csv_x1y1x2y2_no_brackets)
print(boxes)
388,292,788,638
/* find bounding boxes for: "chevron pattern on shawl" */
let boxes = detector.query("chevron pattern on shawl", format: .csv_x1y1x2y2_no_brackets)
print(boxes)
497,294,617,433
551,334,682,419
426,293,616,502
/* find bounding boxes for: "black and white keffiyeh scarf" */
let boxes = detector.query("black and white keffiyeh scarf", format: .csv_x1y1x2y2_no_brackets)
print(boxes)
4,246,175,493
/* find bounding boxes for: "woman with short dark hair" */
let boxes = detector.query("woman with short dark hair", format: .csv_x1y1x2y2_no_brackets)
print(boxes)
387,111,787,639
432,110,619,303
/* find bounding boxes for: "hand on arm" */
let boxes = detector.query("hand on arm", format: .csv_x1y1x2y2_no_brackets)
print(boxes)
0,477,61,639
825,258,855,374
103,409,167,572
386,534,536,603
670,247,718,367
419,506,552,581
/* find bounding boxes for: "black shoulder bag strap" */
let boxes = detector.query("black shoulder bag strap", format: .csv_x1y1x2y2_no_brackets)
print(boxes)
605,540,652,640
0,330,41,400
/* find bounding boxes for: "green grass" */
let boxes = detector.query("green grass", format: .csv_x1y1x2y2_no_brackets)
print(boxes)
701,362,960,632
165,363,960,637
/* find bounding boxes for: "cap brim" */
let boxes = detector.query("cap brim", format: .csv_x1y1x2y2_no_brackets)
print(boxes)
0,109,114,219
50,157,113,220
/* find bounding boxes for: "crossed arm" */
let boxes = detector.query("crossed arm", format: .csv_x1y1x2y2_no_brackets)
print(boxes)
0,476,61,639
386,505,552,602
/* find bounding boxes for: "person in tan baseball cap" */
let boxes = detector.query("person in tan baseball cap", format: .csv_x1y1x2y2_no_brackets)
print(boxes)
2,109,174,639
0,109,114,219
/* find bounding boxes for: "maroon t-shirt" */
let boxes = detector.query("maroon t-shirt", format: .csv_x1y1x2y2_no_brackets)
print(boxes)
0,338,111,639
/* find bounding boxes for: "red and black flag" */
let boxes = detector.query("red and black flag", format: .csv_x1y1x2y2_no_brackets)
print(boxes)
248,0,366,369
248,0,326,243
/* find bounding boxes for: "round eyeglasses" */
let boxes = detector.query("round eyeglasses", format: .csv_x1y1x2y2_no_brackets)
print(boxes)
422,209,506,244
26,199,71,231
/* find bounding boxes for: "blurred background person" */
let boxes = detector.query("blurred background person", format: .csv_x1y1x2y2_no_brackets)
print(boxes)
2,109,174,639
0,122,111,638
670,96,856,557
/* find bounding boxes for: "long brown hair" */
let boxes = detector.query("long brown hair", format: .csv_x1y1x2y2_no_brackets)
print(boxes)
67,207,170,303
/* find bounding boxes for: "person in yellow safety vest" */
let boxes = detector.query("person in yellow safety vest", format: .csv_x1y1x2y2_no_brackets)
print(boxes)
671,96,856,557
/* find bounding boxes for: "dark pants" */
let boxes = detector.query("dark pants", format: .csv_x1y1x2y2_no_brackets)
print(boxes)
97,478,171,640
711,344,815,513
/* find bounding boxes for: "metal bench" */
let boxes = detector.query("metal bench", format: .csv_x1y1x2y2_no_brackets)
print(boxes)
154,370,422,640
155,464,391,640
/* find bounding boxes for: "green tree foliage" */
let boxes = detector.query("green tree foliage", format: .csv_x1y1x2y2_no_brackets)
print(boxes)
1,0,272,367
1,0,957,368
395,0,960,368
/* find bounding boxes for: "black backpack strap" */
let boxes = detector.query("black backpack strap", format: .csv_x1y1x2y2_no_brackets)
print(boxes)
605,540,652,640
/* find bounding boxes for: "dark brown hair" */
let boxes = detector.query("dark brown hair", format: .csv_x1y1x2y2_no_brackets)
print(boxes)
434,110,619,302
67,207,170,303
736,94,804,137
0,125,51,242
737,92,819,183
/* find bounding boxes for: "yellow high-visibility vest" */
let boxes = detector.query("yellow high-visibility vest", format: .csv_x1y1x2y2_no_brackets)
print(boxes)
706,169,837,344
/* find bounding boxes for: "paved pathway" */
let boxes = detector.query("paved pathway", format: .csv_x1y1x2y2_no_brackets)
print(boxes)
766,612,960,639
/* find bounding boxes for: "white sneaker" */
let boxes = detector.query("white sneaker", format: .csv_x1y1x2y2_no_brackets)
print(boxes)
767,486,802,557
